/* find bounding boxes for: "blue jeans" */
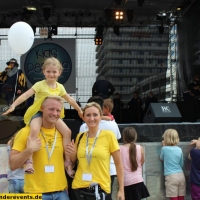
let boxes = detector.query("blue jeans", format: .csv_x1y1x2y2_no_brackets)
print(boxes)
42,190,70,200
8,179,24,193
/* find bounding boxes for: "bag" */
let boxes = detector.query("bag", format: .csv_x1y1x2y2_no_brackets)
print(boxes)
74,187,107,200
67,133,84,199
73,133,84,170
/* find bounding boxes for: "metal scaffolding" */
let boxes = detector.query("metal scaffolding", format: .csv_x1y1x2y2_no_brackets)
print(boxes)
168,24,178,102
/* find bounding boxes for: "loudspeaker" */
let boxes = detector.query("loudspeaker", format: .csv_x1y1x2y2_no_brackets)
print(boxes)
143,103,182,123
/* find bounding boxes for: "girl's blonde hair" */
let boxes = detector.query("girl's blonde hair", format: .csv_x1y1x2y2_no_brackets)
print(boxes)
41,57,63,71
83,102,103,116
162,129,180,146
122,127,138,171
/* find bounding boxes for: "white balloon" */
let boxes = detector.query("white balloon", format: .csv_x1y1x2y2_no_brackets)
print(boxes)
8,21,34,55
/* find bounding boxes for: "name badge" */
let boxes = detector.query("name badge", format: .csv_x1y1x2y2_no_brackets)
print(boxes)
45,165,54,173
82,173,92,181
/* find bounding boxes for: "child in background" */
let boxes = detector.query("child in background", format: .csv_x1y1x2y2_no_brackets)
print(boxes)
3,57,83,176
160,129,186,200
188,137,200,200
102,98,115,121
7,134,24,193
120,127,150,200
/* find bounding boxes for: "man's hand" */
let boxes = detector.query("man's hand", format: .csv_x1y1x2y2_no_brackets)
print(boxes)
27,137,42,153
17,89,22,95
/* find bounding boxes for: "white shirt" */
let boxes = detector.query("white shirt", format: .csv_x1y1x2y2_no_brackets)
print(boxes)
79,120,121,175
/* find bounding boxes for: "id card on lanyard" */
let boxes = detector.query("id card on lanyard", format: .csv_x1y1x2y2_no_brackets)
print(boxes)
82,130,100,181
40,129,57,173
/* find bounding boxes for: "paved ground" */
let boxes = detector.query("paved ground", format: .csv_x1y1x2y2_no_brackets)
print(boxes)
112,177,118,200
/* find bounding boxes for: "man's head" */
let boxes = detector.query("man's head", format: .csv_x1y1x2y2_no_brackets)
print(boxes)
87,96,104,109
6,58,19,68
41,95,64,128
148,91,153,98
115,93,120,99
133,91,139,98
194,75,200,83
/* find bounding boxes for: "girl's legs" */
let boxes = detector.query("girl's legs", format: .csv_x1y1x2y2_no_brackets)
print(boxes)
25,117,42,173
55,119,72,170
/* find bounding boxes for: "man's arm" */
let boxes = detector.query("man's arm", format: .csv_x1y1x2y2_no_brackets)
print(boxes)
108,82,115,95
92,82,97,96
10,137,41,170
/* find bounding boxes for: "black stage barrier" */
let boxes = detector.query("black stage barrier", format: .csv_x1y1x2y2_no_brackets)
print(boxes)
0,116,199,144
117,123,200,143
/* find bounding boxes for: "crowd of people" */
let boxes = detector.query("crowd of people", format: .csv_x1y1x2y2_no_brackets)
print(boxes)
1,57,200,200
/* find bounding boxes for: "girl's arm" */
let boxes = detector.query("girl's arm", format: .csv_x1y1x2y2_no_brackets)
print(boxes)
102,116,111,121
62,93,83,118
188,153,192,160
2,88,35,115
140,146,145,166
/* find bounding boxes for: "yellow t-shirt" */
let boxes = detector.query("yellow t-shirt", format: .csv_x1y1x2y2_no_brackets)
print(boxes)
13,126,68,193
72,130,119,193
24,80,66,125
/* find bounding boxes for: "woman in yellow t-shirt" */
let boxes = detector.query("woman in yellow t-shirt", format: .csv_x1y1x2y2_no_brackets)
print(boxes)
69,102,125,200
2,57,83,175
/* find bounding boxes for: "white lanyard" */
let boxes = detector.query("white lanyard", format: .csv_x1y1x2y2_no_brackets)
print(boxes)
40,129,57,161
86,130,100,166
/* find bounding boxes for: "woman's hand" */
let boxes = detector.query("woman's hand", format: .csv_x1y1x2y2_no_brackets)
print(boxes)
66,140,77,163
66,169,75,178
117,190,125,200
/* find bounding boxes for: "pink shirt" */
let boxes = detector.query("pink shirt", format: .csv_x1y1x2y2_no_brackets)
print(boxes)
120,144,143,186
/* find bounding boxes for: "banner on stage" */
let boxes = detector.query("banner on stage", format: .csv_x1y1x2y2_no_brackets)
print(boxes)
21,38,76,93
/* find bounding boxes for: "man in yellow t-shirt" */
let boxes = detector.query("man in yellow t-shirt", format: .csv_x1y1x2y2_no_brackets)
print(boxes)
9,95,70,200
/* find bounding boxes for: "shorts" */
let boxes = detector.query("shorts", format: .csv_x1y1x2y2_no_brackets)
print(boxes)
165,172,186,197
29,111,42,124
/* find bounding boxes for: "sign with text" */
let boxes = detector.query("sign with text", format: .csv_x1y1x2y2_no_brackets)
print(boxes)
21,38,76,93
